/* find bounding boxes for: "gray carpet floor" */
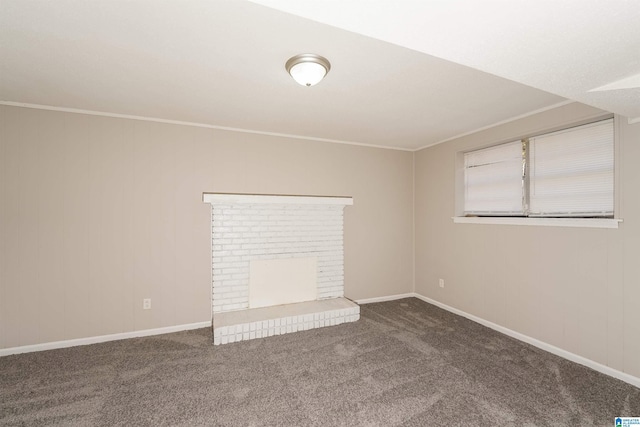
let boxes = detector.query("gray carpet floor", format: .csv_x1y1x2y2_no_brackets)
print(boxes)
1,297,639,426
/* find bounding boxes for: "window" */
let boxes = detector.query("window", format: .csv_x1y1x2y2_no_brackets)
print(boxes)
464,140,524,216
463,119,614,218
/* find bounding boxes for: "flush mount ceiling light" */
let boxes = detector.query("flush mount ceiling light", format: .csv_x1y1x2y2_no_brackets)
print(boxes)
285,54,331,87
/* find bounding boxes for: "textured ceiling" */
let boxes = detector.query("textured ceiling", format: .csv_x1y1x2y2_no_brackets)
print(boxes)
2,1,632,151
252,0,640,125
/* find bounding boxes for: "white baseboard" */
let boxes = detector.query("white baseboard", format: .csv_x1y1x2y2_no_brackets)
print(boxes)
0,321,212,357
412,293,640,389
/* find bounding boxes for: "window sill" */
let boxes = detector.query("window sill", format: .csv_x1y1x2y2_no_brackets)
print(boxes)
452,216,621,229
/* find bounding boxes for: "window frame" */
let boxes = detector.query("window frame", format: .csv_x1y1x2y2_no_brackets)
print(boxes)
454,114,621,229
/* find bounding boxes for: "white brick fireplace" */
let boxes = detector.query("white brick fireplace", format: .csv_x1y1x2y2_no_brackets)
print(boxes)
203,193,359,345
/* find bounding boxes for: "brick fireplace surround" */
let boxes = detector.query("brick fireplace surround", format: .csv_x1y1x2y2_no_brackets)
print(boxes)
203,193,359,345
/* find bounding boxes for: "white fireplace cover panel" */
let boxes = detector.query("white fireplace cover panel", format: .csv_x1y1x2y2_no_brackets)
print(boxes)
249,257,317,309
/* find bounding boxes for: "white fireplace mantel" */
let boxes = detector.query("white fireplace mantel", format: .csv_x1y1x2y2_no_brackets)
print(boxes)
203,193,353,206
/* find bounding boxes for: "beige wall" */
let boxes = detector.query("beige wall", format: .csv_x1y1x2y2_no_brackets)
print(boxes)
415,102,640,378
4,101,639,381
0,105,414,349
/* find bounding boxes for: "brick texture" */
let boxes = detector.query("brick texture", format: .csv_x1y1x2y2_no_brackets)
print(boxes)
210,203,347,313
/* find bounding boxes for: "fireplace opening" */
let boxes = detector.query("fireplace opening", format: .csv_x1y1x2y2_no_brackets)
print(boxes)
249,257,317,309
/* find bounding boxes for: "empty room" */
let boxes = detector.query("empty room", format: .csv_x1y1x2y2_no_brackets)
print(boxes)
1,1,639,425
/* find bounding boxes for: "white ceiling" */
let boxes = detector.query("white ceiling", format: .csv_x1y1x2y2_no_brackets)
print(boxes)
1,1,637,151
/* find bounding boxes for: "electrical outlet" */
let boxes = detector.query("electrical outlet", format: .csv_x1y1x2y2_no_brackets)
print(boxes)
143,298,151,310
438,279,445,288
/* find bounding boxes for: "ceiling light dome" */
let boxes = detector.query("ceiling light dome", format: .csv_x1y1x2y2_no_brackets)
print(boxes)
285,54,331,87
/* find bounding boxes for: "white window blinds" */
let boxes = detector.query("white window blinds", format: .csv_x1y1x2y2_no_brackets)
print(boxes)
464,140,524,215
529,119,614,217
